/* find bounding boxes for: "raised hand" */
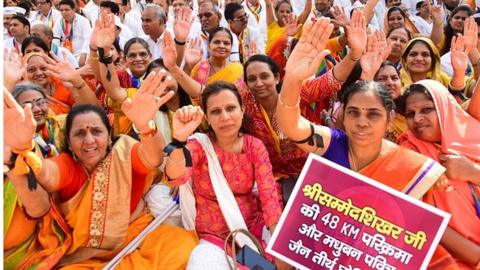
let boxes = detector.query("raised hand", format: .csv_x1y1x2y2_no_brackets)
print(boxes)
431,5,443,25
331,6,349,27
44,52,84,89
451,34,470,75
4,48,25,92
172,105,204,142
121,70,175,131
4,88,36,151
285,13,301,37
173,6,194,43
345,9,367,59
463,16,478,54
162,31,178,70
246,40,258,60
284,17,334,81
90,11,116,50
360,30,391,80
184,37,203,68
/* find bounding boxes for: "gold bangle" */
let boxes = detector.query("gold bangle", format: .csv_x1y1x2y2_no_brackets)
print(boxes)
89,55,99,61
278,94,300,109
449,82,465,91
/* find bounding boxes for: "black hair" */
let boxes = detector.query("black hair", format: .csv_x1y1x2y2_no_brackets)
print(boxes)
243,54,281,92
341,80,396,118
224,2,243,21
208,26,233,44
100,0,120,15
12,82,47,100
201,81,251,135
121,0,128,5
441,5,474,55
374,61,399,78
145,58,192,112
10,14,30,29
124,37,151,56
59,0,75,9
400,83,434,113
387,6,407,25
339,62,363,98
21,36,49,55
64,104,112,154
386,26,412,40
402,39,436,71
17,0,32,16
274,0,292,13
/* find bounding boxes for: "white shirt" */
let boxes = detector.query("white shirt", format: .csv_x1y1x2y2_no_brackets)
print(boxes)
230,25,265,59
411,15,433,36
117,22,134,50
292,0,309,16
4,37,22,54
51,45,79,68
166,17,202,41
83,1,99,26
30,8,62,28
52,14,92,61
143,31,168,59
242,0,267,45
123,10,145,37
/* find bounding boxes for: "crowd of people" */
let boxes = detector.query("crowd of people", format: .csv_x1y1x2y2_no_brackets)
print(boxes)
2,0,480,269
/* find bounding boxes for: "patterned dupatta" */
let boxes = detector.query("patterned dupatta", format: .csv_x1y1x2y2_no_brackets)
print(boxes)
37,9,54,29
246,0,262,23
61,18,73,52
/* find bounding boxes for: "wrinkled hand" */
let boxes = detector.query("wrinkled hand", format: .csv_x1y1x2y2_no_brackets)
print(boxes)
4,88,36,151
172,105,204,142
439,150,480,182
121,70,175,131
44,52,83,89
431,5,443,24
284,17,333,81
463,16,478,55
4,48,25,92
285,13,301,37
90,11,116,50
331,6,349,27
450,34,470,74
184,37,203,68
162,31,178,70
345,10,367,59
173,6,194,43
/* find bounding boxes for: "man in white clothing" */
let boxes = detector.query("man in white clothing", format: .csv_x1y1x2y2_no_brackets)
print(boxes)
30,0,62,28
166,0,202,40
141,4,168,59
83,0,101,25
52,0,91,66
4,15,30,55
112,0,145,36
242,0,267,46
224,2,264,62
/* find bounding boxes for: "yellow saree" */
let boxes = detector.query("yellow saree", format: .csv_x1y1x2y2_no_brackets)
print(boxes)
191,59,244,86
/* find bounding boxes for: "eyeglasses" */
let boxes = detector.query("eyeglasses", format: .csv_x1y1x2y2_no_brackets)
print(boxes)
20,98,48,108
126,51,150,60
198,12,214,19
233,13,248,22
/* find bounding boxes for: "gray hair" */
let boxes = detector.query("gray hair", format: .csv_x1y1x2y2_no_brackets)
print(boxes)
12,82,47,100
199,1,219,13
32,23,54,38
144,3,167,22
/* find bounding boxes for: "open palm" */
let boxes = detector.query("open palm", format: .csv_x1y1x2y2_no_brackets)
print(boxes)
92,12,116,49
184,37,203,68
121,71,175,130
345,10,367,58
4,89,36,150
451,35,470,74
173,7,193,43
284,17,333,81
162,31,178,69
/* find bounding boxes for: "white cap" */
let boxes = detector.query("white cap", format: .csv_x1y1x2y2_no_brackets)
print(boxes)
4,6,27,15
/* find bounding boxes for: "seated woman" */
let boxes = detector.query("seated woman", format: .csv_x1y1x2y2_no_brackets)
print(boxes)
4,92,72,270
22,52,97,114
12,82,66,157
4,72,198,269
164,82,285,269
398,80,480,269
277,18,445,199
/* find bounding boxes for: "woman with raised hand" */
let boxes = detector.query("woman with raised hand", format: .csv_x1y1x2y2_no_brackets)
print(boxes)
398,80,480,269
277,17,445,199
3,90,72,270
164,82,287,269
3,71,198,269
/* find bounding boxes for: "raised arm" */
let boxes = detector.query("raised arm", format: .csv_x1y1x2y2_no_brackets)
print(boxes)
44,54,99,106
163,31,204,98
297,0,312,25
265,0,275,26
173,7,194,66
276,17,334,155
449,35,470,92
360,31,392,80
121,71,175,168
430,5,444,46
362,0,380,25
3,48,24,92
165,105,204,180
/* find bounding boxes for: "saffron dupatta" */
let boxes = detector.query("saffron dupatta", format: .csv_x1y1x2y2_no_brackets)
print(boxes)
397,79,480,269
